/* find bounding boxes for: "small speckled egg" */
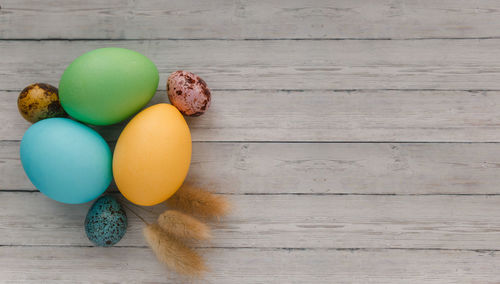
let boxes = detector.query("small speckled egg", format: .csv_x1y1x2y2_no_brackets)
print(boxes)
17,83,67,123
167,71,211,116
85,195,127,247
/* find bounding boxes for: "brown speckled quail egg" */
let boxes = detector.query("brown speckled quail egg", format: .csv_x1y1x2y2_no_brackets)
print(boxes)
17,83,67,123
167,71,211,116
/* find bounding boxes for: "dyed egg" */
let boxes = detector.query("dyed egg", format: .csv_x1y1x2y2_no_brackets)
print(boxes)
85,195,127,247
17,83,67,123
167,71,211,116
20,118,112,204
59,48,159,125
113,104,192,206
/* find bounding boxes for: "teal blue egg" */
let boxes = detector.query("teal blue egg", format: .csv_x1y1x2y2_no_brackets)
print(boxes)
20,118,112,204
85,195,127,247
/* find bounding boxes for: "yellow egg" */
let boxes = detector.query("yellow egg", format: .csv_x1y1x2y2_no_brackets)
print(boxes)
113,104,192,206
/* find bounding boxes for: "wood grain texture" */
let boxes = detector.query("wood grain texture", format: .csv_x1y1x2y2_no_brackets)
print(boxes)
4,39,500,92
4,141,500,194
3,192,500,250
3,0,500,40
2,247,500,283
4,90,500,142
2,1,500,282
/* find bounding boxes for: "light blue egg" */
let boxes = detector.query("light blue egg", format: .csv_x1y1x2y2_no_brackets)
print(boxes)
20,118,112,204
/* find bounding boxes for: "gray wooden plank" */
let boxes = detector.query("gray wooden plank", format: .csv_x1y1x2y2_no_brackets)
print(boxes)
3,40,500,91
2,192,500,250
4,141,500,195
4,89,500,142
3,0,500,40
2,247,500,283
3,1,500,283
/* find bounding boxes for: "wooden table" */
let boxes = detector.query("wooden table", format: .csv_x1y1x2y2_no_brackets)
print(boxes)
2,1,500,283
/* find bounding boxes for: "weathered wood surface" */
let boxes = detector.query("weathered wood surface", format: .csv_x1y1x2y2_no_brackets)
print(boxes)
4,90,500,142
3,0,500,40
4,40,500,92
2,247,500,283
2,1,500,283
4,141,500,195
2,192,500,250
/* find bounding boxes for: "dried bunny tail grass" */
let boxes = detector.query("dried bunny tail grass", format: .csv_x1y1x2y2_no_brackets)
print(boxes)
165,184,231,219
143,223,207,277
158,210,211,241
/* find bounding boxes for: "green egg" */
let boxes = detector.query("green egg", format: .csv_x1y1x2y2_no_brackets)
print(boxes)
59,48,159,125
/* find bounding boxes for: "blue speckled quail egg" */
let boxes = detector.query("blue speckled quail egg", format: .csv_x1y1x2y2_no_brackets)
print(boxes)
85,195,127,247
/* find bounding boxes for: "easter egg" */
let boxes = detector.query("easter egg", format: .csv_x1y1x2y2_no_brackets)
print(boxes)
113,104,191,206
59,47,159,125
85,195,127,247
17,83,67,123
20,118,112,204
167,71,211,116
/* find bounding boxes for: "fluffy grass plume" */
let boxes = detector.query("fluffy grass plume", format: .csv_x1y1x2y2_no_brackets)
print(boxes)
158,210,211,241
166,184,231,219
143,223,207,276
